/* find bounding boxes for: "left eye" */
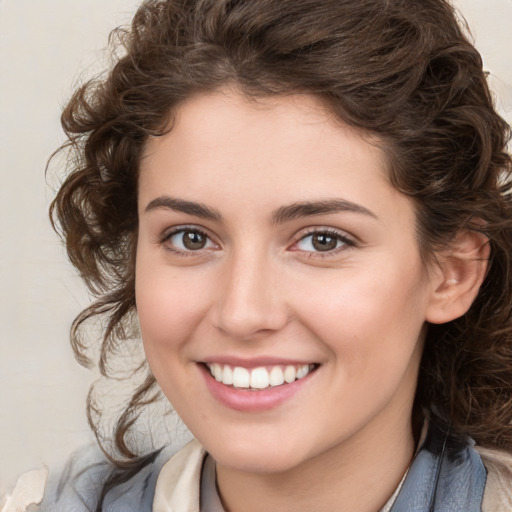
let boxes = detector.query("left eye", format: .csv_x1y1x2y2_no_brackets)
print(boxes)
296,232,348,252
167,229,216,251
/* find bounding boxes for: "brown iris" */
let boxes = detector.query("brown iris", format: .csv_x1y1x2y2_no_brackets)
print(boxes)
312,233,338,251
182,230,207,250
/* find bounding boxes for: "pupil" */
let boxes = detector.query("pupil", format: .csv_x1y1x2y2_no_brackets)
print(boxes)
183,231,206,250
312,234,337,251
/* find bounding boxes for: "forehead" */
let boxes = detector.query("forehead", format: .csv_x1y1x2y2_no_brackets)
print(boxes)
138,88,411,230
142,88,384,157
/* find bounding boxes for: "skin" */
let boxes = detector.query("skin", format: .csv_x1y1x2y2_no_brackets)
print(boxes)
135,88,483,511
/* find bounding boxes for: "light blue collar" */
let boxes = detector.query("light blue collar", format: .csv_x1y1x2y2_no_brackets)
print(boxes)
390,421,486,511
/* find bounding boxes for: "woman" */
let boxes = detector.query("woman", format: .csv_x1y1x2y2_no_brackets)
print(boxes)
34,0,512,510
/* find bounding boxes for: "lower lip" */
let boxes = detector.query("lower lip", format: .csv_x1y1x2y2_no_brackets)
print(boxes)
199,364,316,412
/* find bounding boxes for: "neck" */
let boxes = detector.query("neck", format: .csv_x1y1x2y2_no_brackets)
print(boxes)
215,409,418,512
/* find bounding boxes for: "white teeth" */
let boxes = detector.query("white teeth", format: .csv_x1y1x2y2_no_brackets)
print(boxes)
296,364,309,379
269,366,285,386
232,367,250,388
214,364,223,382
206,363,314,389
223,365,233,385
250,367,270,389
283,365,296,383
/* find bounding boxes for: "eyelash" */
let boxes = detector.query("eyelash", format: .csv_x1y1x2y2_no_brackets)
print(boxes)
160,226,355,257
292,228,355,258
161,226,218,256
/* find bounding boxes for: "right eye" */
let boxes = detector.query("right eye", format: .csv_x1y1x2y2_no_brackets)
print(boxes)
164,228,217,253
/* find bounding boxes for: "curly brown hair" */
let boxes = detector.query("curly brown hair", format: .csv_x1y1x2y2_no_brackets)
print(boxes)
49,0,512,501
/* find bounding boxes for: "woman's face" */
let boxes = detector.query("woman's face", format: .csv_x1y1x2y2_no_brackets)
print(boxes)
136,88,439,473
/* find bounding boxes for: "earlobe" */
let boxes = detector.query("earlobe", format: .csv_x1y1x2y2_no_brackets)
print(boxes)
426,229,490,325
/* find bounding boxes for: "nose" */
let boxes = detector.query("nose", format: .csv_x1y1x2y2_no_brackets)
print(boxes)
214,250,289,340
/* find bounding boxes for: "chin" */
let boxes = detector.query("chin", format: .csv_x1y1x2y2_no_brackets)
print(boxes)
218,452,304,475
202,434,316,475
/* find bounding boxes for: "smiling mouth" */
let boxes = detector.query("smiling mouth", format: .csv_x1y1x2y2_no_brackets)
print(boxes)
204,363,317,390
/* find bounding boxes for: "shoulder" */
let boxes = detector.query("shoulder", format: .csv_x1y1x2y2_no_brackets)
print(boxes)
475,445,512,512
38,443,110,511
38,443,173,512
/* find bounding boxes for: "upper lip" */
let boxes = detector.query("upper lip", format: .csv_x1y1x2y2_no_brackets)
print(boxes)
201,356,318,369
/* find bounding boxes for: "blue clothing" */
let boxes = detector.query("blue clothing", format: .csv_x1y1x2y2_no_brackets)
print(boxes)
390,422,486,511
39,421,486,511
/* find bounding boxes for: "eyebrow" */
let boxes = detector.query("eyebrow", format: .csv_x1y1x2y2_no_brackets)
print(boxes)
271,199,376,224
144,195,376,223
144,196,222,221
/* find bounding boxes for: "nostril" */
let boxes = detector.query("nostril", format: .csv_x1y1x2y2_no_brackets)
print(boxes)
214,299,289,340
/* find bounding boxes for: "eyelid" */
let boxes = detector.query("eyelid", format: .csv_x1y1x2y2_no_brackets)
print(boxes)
161,224,220,254
289,226,356,256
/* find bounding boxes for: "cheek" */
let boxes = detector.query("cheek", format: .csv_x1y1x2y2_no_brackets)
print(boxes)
135,262,216,414
135,256,210,362
290,257,429,371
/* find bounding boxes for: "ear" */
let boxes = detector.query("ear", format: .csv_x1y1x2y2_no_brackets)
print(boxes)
426,229,490,324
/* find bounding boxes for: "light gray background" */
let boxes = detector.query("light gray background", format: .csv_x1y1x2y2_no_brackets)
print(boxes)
0,0,511,491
